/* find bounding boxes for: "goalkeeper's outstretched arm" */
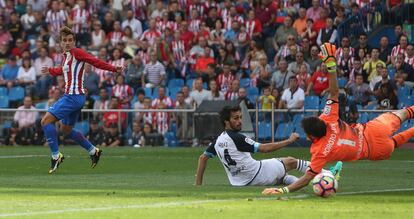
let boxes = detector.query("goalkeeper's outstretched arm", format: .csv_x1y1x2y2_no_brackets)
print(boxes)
320,43,339,101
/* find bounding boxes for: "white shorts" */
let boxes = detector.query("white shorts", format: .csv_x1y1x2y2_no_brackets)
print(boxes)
248,158,287,186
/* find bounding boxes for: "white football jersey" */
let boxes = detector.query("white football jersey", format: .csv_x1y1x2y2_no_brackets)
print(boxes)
204,130,261,186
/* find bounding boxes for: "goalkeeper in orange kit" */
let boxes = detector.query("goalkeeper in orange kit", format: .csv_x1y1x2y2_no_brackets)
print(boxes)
262,43,414,195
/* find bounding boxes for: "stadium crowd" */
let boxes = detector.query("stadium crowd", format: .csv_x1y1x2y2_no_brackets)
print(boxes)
0,0,412,146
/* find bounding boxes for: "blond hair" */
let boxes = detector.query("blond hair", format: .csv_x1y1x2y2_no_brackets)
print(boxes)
59,26,75,41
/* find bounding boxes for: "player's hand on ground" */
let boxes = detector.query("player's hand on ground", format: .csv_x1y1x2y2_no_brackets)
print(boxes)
262,188,284,195
288,132,300,143
41,66,49,75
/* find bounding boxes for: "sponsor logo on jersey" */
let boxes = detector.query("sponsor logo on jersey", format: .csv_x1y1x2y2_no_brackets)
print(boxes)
323,133,337,156
326,100,334,105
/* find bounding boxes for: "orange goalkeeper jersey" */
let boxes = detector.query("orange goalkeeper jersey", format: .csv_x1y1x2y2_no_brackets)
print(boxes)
308,99,369,175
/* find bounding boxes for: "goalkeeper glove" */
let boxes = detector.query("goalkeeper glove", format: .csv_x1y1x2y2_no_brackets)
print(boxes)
319,43,337,74
262,187,289,195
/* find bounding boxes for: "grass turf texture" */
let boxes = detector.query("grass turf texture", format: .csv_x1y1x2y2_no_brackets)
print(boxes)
0,146,413,219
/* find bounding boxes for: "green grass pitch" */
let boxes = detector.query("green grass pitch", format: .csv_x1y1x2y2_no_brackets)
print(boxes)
0,146,413,219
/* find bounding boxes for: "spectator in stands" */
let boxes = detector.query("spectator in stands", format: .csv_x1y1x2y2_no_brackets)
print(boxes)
313,7,329,34
334,5,346,26
274,34,301,64
152,86,172,135
337,47,354,79
306,0,322,21
376,82,398,110
391,35,409,65
252,54,272,92
245,9,262,42
364,48,386,83
181,85,193,105
112,74,133,109
306,62,330,97
394,53,414,85
0,24,13,47
83,64,100,96
307,45,322,72
86,118,104,147
300,19,317,45
174,91,193,146
0,42,9,68
209,19,226,49
127,121,144,147
105,21,123,50
288,51,311,75
223,20,240,43
122,9,143,38
133,89,145,118
34,47,53,99
296,63,311,90
16,57,36,96
293,8,307,37
103,97,126,129
142,52,166,88
190,78,210,106
126,54,145,89
102,123,122,147
101,11,114,34
179,21,195,49
259,86,275,110
405,45,414,69
346,74,372,106
11,38,28,59
279,76,305,110
373,67,398,97
316,17,337,46
355,33,372,58
271,59,294,91
151,1,166,20
89,21,106,51
216,63,235,93
69,0,91,47
13,96,38,145
379,36,391,65
225,79,240,100
0,56,19,89
194,47,215,81
136,97,153,126
207,79,224,101
93,88,110,120
8,12,24,44
237,87,255,109
274,16,297,51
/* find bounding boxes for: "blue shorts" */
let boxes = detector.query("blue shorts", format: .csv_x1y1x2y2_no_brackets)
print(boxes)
48,94,85,126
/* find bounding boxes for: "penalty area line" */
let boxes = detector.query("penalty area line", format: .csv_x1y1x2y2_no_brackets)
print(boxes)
1,188,414,217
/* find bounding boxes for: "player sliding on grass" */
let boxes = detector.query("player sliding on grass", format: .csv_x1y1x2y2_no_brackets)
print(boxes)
195,105,343,186
263,42,414,195
41,26,124,173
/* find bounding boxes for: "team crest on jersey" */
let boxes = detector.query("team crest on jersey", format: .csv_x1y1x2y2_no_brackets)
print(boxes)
245,138,255,145
326,100,334,105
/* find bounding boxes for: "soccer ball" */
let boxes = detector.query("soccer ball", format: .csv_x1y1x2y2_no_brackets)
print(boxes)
312,172,338,198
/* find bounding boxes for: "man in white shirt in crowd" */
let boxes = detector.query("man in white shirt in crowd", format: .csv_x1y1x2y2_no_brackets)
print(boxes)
279,76,305,109
190,78,210,106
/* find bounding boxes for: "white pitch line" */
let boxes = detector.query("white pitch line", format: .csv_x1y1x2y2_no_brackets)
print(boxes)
1,188,414,218
0,155,47,159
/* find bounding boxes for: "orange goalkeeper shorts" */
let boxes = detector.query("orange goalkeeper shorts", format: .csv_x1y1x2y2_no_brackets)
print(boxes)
363,113,400,160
